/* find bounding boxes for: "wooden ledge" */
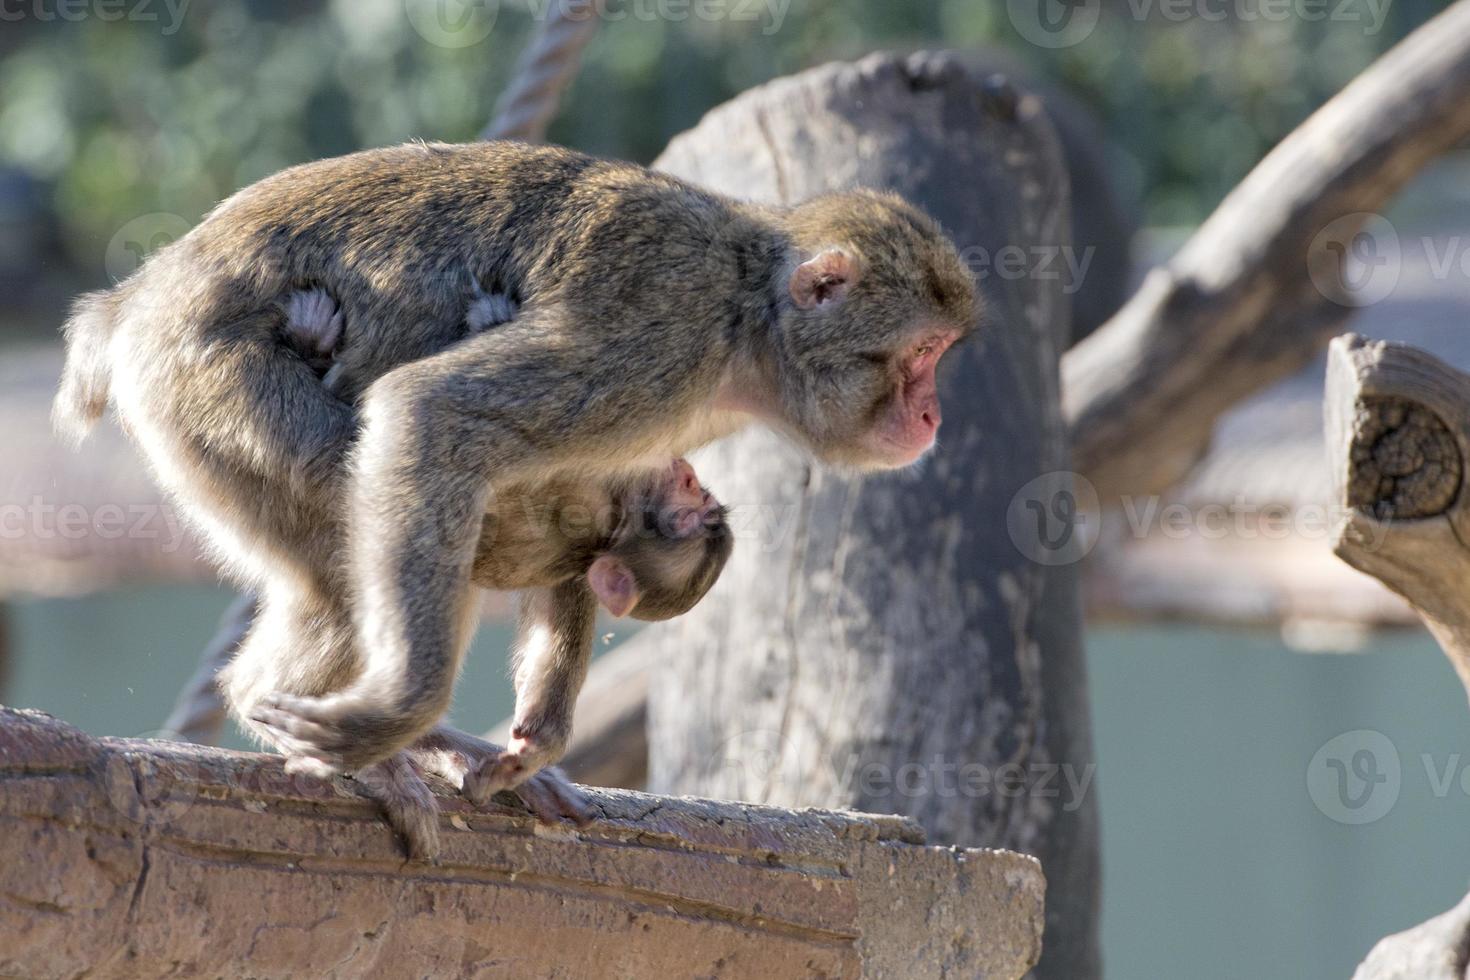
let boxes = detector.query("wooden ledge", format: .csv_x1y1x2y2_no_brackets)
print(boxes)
0,707,1043,978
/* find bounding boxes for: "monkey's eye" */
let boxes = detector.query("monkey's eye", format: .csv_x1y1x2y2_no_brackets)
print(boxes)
914,344,935,358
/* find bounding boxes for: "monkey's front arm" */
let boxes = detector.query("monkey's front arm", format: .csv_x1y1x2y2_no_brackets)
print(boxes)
251,310,666,777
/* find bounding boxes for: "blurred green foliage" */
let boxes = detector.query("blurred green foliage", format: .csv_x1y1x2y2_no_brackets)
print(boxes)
0,0,1453,286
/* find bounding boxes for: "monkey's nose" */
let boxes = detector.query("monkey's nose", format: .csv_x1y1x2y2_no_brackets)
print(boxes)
672,459,699,493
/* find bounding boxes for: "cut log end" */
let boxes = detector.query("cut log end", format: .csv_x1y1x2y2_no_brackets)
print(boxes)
1346,395,1462,520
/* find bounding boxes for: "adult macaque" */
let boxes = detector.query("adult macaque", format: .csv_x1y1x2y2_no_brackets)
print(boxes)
162,286,733,854
55,141,978,831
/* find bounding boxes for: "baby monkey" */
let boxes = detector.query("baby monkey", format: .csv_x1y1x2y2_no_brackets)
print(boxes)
258,287,732,854
281,284,730,620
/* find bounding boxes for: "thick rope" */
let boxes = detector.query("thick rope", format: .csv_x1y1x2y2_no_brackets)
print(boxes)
481,0,601,143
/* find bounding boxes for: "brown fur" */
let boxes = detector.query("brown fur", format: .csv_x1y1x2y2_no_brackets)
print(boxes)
54,141,978,812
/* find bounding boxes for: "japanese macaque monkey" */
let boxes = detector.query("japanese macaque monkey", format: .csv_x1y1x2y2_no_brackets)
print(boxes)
55,140,978,855
163,286,732,855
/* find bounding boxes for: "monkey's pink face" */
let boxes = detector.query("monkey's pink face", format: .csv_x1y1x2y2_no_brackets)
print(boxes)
662,457,722,537
862,328,964,467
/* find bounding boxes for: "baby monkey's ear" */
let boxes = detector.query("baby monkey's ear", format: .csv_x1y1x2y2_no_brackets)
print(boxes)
789,248,860,309
587,555,640,618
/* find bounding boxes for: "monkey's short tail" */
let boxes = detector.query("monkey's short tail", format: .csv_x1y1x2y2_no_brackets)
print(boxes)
53,288,123,445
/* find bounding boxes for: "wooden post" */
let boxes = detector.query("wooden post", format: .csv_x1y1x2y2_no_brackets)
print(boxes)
1326,334,1470,977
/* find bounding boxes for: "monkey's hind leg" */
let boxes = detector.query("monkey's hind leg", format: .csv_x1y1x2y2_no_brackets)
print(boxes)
354,751,442,861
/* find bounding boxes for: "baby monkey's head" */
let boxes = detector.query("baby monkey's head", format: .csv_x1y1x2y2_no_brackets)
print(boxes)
585,458,732,622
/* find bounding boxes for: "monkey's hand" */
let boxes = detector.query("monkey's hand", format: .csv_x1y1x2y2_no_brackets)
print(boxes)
250,690,424,775
410,728,593,827
464,726,568,801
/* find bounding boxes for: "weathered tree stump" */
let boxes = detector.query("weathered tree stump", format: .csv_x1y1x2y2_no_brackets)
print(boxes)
617,52,1098,979
1326,334,1470,977
1327,334,1470,694
0,707,1043,978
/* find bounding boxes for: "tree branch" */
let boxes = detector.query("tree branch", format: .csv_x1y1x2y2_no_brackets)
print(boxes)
1067,0,1470,502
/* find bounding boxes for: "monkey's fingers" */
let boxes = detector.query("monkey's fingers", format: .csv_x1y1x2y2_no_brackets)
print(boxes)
250,699,353,777
282,753,343,780
518,767,596,828
250,699,339,746
461,752,527,805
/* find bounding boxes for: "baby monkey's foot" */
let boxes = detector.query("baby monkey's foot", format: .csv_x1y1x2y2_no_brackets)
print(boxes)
283,287,343,356
250,690,416,775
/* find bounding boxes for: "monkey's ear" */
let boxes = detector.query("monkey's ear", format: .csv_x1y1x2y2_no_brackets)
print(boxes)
587,555,640,618
789,249,860,309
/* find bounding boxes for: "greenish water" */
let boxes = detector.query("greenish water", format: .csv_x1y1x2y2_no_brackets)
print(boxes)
6,588,1469,979
5,583,529,747
1088,625,1470,980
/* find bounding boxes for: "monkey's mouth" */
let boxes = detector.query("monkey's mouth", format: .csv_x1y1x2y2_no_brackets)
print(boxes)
673,495,721,537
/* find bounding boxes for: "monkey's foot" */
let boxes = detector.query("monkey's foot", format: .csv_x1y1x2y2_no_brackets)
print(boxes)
249,690,416,775
353,753,441,861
